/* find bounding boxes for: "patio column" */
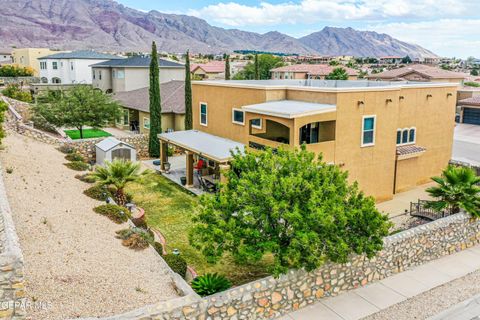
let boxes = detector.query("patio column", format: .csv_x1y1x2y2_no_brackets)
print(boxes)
186,151,194,186
219,164,230,185
160,141,168,171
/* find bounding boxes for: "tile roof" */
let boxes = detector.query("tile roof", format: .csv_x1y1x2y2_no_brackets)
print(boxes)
92,55,184,68
191,61,225,73
458,95,480,106
396,145,427,156
113,80,185,114
39,50,122,60
368,64,467,80
270,64,358,76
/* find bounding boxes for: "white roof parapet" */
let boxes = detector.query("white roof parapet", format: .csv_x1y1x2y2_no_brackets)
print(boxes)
242,100,336,119
158,130,245,163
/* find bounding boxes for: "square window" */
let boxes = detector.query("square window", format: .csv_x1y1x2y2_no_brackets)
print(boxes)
251,118,262,129
232,109,245,125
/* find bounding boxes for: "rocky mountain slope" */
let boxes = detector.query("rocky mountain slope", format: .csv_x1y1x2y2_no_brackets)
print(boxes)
0,0,437,58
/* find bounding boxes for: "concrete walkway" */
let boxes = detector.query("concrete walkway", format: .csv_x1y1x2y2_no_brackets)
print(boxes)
278,245,480,320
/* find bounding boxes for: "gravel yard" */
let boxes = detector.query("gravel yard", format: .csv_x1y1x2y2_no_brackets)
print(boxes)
363,269,480,320
0,133,179,319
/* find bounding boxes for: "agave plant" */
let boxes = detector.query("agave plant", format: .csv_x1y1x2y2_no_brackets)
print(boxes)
191,273,232,297
426,165,480,217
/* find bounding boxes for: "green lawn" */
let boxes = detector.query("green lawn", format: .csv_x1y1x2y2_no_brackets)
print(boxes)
64,129,112,140
126,173,272,285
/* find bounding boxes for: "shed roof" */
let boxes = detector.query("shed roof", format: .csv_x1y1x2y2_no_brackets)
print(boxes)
242,100,336,119
95,137,134,152
39,50,122,60
158,130,244,163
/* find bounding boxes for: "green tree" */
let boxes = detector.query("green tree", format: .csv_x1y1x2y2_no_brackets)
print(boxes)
471,69,479,76
33,85,121,139
0,65,34,77
2,84,32,102
402,56,412,64
90,160,147,206
225,54,231,80
0,101,8,144
254,54,259,80
329,60,340,66
190,146,391,276
184,50,193,130
426,165,480,217
233,54,284,80
149,41,162,158
325,67,349,80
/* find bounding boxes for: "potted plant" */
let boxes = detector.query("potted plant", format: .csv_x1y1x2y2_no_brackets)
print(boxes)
180,176,187,185
163,161,171,173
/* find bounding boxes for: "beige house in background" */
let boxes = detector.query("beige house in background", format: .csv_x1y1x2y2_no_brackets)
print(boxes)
91,55,185,93
185,79,457,201
271,64,358,80
367,64,467,84
113,80,185,134
12,48,59,76
190,61,225,80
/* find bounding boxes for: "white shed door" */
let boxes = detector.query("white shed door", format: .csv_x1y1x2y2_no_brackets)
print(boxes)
112,148,132,161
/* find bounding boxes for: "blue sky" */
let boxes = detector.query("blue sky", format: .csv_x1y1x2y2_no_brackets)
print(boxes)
118,0,480,58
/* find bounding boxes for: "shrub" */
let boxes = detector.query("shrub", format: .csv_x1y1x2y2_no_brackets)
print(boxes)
75,173,96,183
65,152,85,162
93,204,129,224
65,161,89,171
30,113,58,134
465,81,480,88
153,242,163,255
191,273,232,297
131,216,147,229
115,227,154,250
84,184,112,200
58,145,76,154
163,254,188,278
0,65,33,77
2,84,32,103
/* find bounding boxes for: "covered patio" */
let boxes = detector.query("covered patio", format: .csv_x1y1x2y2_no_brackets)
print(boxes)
158,130,245,194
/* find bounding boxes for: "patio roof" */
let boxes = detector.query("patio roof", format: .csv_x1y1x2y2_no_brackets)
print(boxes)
158,130,244,163
242,100,336,119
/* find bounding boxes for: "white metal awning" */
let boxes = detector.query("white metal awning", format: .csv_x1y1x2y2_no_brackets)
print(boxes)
242,100,336,119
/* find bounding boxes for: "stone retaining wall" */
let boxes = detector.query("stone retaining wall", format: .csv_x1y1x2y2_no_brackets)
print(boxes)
79,212,480,320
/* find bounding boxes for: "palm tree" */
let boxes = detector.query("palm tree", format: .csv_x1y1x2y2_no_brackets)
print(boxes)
90,160,147,206
426,165,480,217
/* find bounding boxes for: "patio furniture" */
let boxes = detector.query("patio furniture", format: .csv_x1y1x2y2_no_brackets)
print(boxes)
198,175,217,193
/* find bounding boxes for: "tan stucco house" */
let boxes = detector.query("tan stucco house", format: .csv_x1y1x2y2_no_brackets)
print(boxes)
159,79,457,201
457,95,480,125
113,80,185,134
12,48,60,76
190,61,225,80
270,64,358,80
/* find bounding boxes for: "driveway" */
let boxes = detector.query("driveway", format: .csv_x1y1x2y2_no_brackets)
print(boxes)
453,124,480,166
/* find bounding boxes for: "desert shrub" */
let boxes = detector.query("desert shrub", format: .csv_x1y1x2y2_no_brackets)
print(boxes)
0,65,33,77
164,254,188,278
191,273,232,297
58,144,76,154
131,217,147,229
94,204,129,224
65,152,85,162
84,184,112,200
2,84,32,103
115,227,154,250
75,173,96,183
65,161,89,171
30,113,58,134
153,242,163,255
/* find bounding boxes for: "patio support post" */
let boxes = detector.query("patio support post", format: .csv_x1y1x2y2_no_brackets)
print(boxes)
186,152,194,186
160,141,168,171
219,164,230,185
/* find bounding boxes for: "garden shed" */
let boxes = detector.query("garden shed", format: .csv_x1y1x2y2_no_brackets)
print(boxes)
95,137,136,166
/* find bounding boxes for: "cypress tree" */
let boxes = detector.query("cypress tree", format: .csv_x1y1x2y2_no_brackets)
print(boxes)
225,54,231,80
148,41,161,158
254,54,260,80
184,50,193,130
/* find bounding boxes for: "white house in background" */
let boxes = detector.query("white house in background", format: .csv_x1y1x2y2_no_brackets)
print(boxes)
38,50,123,84
0,49,13,64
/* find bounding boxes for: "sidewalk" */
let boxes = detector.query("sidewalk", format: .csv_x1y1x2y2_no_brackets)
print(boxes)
278,245,480,320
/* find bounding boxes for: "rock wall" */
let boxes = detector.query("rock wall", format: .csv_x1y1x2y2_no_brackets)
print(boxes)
82,212,480,320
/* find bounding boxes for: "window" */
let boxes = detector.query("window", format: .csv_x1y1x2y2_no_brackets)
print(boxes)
200,103,207,126
300,121,336,144
70,62,74,70
117,70,125,79
112,70,116,78
143,117,150,129
361,116,376,146
232,108,245,125
396,130,401,145
396,127,416,145
52,61,58,70
92,70,96,80
123,109,129,125
409,128,416,143
251,118,262,129
402,130,409,144
40,61,47,70
99,70,102,80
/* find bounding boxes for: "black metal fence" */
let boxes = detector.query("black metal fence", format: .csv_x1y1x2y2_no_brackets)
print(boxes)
410,199,453,221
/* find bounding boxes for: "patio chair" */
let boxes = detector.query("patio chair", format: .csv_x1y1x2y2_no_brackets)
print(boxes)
198,175,217,193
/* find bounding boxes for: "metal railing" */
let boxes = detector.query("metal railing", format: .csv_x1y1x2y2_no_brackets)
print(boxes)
410,199,453,221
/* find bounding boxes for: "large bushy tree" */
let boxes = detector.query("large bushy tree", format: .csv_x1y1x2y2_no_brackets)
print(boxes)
233,54,284,80
148,41,162,158
34,85,121,139
184,50,193,130
190,146,391,276
326,67,349,80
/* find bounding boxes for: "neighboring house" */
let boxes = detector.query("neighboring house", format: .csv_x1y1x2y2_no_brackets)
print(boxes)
113,80,185,134
0,49,12,64
367,64,467,84
38,50,123,84
175,79,457,201
12,48,59,76
91,55,185,93
190,61,225,80
458,96,480,125
378,56,404,64
271,64,358,80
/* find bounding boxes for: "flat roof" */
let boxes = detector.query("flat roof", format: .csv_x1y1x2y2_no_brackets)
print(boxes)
193,79,459,92
158,130,244,162
242,100,336,119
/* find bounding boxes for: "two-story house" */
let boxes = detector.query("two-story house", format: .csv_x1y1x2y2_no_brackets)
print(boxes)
271,64,358,80
158,79,457,201
12,48,59,76
38,50,122,84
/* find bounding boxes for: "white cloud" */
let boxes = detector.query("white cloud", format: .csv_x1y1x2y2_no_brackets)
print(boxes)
189,0,477,27
367,19,480,58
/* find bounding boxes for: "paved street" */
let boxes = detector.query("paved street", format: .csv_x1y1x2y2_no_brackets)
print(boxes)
452,124,480,165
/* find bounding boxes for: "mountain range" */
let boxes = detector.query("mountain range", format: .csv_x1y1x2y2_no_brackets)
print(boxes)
0,0,437,58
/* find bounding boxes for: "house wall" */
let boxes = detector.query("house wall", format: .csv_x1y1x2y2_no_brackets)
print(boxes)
192,82,456,201
136,111,185,134
39,58,109,84
92,67,112,92
12,48,58,76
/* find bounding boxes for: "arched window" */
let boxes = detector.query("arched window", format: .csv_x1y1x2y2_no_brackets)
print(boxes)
408,128,416,143
402,129,409,144
51,77,61,84
40,77,48,83
396,129,402,145
396,127,417,145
